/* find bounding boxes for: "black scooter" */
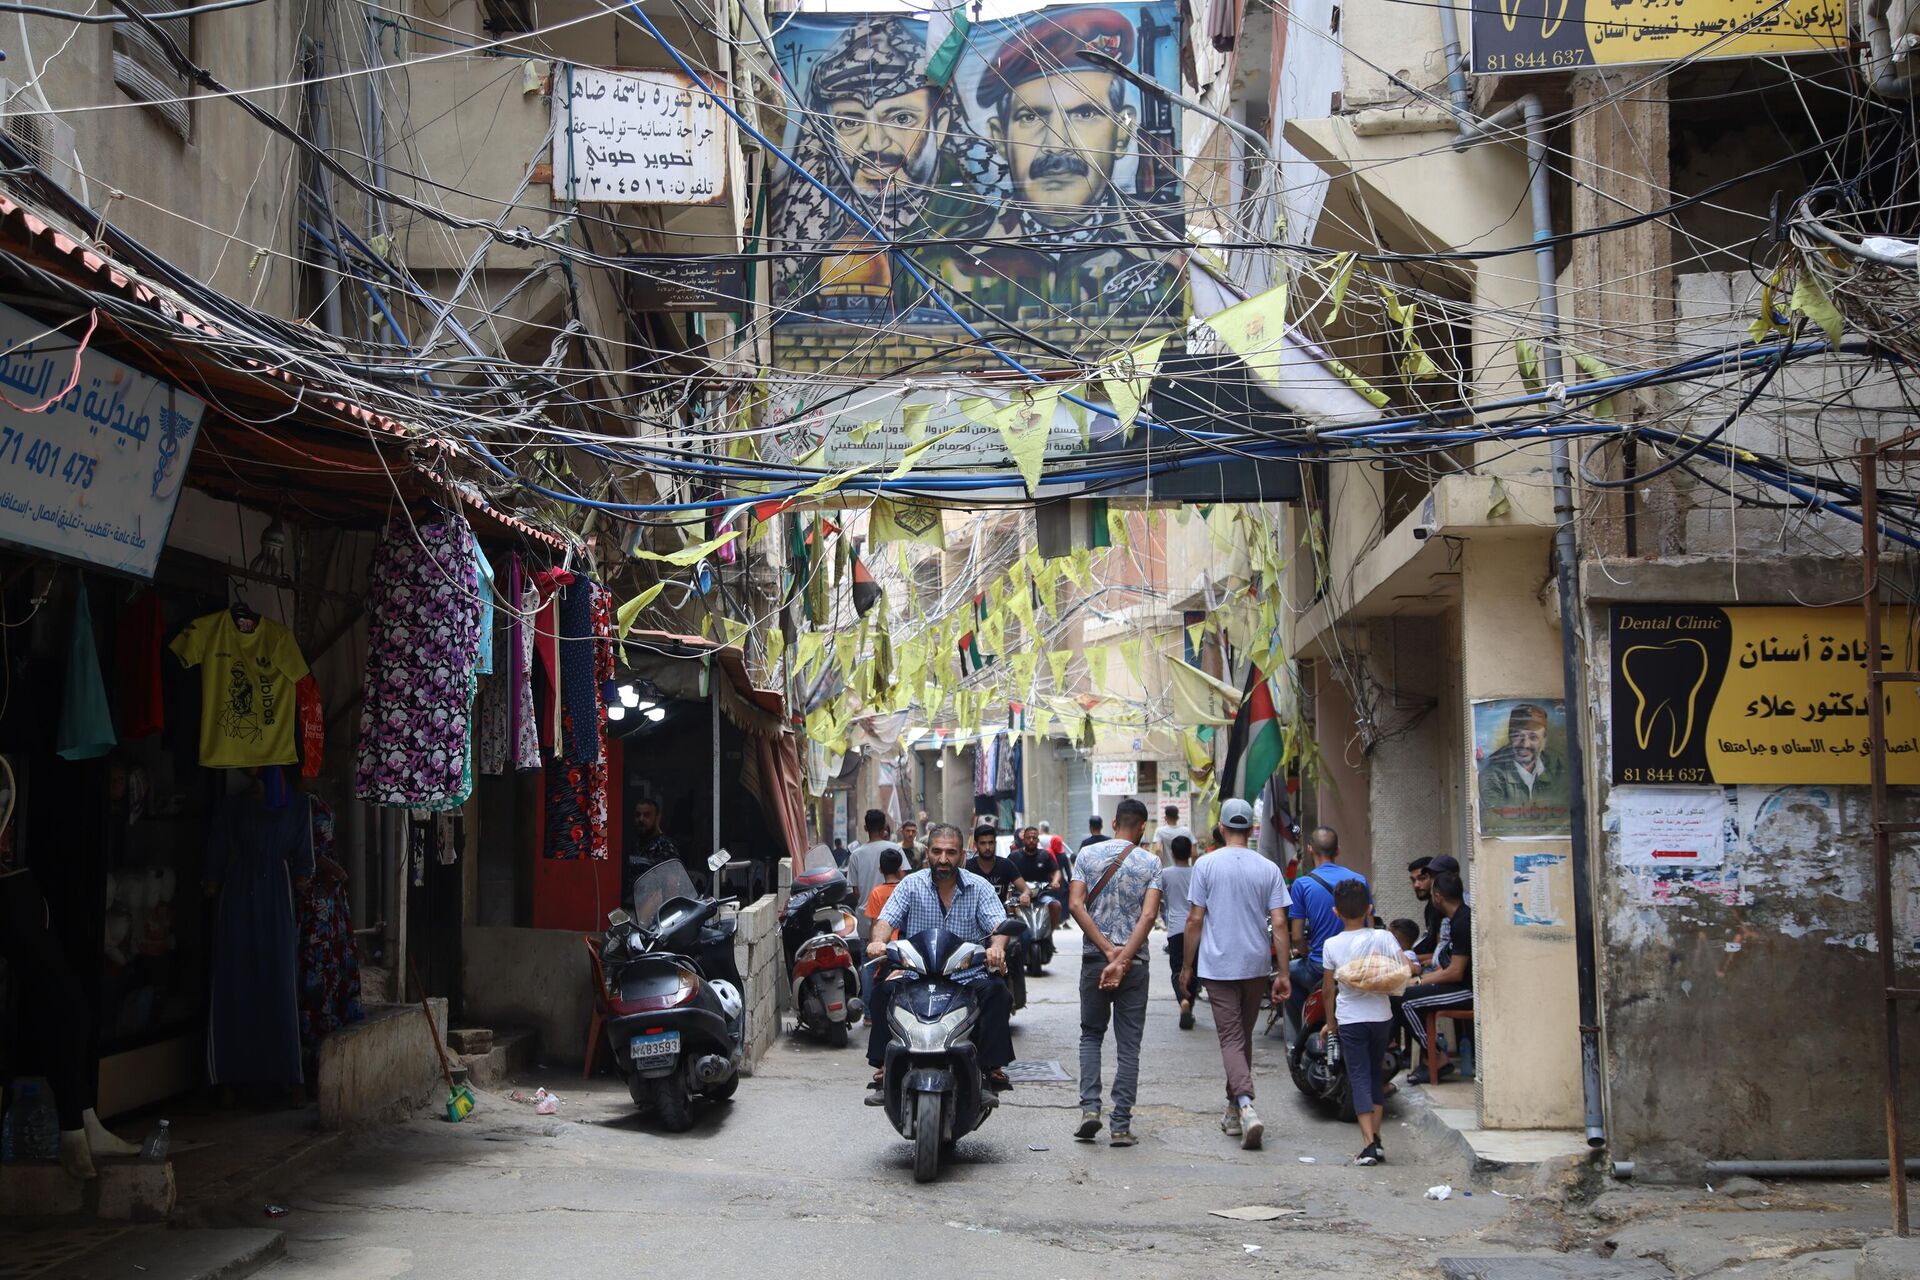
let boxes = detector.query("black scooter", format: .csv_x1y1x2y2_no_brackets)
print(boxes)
601,853,745,1131
875,920,1025,1182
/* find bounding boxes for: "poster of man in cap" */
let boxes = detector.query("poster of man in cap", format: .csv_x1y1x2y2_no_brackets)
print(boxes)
769,3,1183,369
1473,699,1573,838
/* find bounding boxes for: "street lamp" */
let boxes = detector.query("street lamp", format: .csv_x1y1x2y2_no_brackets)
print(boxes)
1075,48,1280,239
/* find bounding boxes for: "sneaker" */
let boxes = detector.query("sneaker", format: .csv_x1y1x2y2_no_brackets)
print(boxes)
1109,1128,1137,1147
1178,1003,1195,1030
1075,1111,1103,1142
1239,1103,1264,1150
1353,1146,1379,1166
1220,1106,1243,1138
1368,1142,1386,1164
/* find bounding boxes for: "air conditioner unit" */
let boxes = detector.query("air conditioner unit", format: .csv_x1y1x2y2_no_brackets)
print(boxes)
0,80,80,195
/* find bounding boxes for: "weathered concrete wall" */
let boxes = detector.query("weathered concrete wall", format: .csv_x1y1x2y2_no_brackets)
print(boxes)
1461,535,1585,1130
1582,559,1920,1167
464,926,596,1067
317,1000,448,1131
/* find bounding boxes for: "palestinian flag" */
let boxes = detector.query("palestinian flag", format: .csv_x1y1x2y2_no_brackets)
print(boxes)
849,545,882,617
958,632,984,675
1220,659,1282,801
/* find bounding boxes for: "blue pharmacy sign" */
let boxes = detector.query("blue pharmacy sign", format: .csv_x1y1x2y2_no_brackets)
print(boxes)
0,303,204,578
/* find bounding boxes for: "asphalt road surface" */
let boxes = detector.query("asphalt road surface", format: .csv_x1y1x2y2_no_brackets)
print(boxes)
253,933,1521,1279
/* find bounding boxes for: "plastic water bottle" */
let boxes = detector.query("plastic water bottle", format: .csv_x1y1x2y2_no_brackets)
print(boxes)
2,1080,58,1160
141,1120,171,1161
1458,1036,1476,1080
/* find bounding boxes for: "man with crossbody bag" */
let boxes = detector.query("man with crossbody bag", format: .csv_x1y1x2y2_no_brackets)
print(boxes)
1068,797,1163,1147
1286,826,1369,1030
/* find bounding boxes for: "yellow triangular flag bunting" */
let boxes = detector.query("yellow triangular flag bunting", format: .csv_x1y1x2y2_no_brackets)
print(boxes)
1096,335,1167,436
870,498,946,548
1168,659,1241,726
888,426,962,480
616,583,665,638
901,401,932,444
992,383,1060,495
1204,282,1289,383
1048,649,1070,689
1119,636,1144,686
632,530,740,566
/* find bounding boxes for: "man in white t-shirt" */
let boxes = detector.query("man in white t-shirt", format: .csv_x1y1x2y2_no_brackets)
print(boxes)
844,809,902,942
1153,804,1192,867
1178,798,1290,1151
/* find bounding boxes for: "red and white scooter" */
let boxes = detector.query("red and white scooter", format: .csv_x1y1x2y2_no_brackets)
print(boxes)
779,845,864,1047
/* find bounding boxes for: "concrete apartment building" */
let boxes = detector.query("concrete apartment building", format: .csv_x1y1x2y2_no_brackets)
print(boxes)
1257,0,1920,1170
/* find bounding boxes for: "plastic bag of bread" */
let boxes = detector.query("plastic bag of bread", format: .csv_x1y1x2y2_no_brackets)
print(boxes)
1334,950,1413,996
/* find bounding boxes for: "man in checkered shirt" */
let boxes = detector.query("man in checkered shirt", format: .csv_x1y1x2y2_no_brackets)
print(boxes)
864,822,1017,1095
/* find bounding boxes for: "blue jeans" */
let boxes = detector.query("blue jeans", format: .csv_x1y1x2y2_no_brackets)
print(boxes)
1079,956,1150,1128
1288,956,1323,1027
1337,1019,1392,1113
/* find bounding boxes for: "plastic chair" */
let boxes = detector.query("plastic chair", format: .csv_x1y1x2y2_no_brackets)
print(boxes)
584,935,612,1080
1423,1006,1475,1084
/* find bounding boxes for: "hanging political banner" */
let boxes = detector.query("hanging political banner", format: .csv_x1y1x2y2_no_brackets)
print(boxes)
1472,0,1845,77
767,4,1184,377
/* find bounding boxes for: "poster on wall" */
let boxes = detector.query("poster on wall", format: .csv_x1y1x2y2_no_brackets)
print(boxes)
767,4,1184,377
1472,698,1572,838
1614,786,1728,867
1608,605,1920,785
0,303,204,578
1093,760,1137,795
550,66,729,205
1510,852,1568,928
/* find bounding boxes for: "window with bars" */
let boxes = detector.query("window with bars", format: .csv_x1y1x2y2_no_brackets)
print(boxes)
112,2,191,141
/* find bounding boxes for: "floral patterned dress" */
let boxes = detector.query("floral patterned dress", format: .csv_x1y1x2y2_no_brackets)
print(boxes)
543,582,613,859
297,797,364,1080
354,512,486,808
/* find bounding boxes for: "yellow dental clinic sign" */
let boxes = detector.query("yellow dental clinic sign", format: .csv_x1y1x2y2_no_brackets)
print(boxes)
1472,0,1845,76
1609,605,1920,785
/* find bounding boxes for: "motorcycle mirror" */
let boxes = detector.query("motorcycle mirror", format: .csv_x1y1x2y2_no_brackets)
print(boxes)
607,909,632,927
707,848,731,872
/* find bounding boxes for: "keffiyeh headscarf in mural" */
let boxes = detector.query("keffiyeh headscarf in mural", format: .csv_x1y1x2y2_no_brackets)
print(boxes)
771,16,1005,303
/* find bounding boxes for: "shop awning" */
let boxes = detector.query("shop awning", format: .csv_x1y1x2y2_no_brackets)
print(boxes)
0,192,564,549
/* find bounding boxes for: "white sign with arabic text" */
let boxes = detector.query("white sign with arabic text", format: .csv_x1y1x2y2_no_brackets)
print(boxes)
0,303,204,577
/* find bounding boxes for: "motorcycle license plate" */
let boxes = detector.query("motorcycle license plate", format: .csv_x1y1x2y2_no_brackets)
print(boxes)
630,1031,680,1061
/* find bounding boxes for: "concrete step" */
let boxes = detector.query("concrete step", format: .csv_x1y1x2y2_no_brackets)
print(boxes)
459,1027,537,1089
37,1225,284,1280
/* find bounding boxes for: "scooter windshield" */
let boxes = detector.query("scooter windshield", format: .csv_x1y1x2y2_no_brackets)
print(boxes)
633,860,699,930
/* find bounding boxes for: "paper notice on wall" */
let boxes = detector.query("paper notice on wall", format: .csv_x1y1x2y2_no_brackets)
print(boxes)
1511,853,1568,928
1616,785,1728,867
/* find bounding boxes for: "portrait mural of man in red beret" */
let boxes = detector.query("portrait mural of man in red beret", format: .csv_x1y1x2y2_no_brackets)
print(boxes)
770,3,1183,372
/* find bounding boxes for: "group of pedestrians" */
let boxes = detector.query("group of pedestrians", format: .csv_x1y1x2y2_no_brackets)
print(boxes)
846,798,1470,1167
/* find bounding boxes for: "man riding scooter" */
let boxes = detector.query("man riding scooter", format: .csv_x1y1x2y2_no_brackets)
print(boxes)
1013,825,1066,928
865,823,1018,1100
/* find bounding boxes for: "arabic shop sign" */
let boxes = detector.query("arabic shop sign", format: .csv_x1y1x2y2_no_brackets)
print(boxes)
0,303,204,578
551,65,729,206
1608,605,1920,786
1472,0,1845,76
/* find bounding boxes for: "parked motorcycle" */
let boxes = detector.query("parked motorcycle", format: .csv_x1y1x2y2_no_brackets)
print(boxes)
873,920,1026,1183
1286,985,1404,1122
1001,887,1029,1012
1016,888,1056,977
600,853,746,1131
780,844,864,1046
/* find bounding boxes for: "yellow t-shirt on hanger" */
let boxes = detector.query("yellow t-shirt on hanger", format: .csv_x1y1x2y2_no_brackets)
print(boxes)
168,610,310,769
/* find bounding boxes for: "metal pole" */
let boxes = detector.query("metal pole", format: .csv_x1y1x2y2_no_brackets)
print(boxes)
711,656,723,895
1861,440,1910,1237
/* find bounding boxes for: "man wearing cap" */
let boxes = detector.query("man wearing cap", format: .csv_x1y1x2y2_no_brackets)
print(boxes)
771,16,1006,315
1178,798,1290,1151
1476,702,1571,837
952,8,1182,324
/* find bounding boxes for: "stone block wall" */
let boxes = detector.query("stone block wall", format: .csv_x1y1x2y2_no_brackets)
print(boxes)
317,999,448,1131
731,893,787,1075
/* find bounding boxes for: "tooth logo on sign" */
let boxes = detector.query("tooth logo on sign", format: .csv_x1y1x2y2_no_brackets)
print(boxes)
1622,638,1710,758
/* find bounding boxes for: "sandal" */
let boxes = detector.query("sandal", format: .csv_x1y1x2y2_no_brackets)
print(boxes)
984,1069,1012,1092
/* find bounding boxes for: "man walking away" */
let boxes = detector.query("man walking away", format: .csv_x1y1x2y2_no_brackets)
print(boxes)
1080,815,1106,850
1400,869,1473,1083
1153,804,1192,867
1069,797,1162,1147
1321,879,1407,1165
1287,827,1367,1028
1160,835,1196,1028
1179,798,1290,1150
846,810,901,942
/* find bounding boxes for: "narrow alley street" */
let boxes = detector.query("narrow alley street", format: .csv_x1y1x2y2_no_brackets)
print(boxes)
245,951,1517,1279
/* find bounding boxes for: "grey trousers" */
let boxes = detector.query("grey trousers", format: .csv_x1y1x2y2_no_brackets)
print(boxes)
1079,955,1151,1127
